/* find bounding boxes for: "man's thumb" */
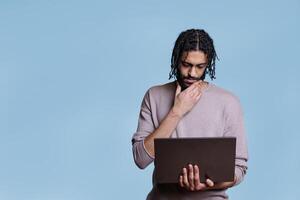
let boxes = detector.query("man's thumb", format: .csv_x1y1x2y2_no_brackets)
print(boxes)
175,82,181,96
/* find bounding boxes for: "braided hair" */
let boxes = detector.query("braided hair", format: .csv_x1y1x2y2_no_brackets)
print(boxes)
169,29,218,80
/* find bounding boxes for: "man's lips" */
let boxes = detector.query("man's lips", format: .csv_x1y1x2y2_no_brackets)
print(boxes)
183,79,197,84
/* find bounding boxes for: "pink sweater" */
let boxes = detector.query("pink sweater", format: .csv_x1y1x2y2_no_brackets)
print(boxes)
132,81,248,200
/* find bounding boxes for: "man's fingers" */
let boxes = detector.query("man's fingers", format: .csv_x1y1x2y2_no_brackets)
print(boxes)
179,175,184,188
181,165,209,191
194,88,202,98
195,92,202,101
206,178,214,187
185,81,200,92
182,168,189,188
194,165,206,190
193,165,201,190
187,83,202,99
188,164,195,191
190,85,200,95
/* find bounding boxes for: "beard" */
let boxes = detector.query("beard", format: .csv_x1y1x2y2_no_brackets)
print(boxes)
176,72,206,91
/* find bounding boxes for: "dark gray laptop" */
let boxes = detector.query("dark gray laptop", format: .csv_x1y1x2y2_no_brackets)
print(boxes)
154,137,236,184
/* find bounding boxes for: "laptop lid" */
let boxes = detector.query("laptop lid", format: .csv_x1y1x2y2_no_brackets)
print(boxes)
154,137,236,184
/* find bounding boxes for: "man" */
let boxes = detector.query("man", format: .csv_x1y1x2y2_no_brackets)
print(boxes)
132,29,248,200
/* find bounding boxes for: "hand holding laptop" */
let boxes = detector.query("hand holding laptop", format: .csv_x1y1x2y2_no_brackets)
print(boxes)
178,164,236,191
179,164,214,191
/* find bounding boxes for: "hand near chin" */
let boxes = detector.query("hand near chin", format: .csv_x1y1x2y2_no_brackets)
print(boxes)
172,81,204,117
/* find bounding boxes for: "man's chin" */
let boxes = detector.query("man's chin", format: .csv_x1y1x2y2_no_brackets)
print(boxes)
183,83,192,89
177,79,189,91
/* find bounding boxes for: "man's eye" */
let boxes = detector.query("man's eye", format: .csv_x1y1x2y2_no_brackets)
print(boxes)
197,65,206,69
181,62,190,67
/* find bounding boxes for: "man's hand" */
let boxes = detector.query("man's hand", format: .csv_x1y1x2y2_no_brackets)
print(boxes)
172,81,206,117
179,164,214,191
179,164,235,191
143,81,208,157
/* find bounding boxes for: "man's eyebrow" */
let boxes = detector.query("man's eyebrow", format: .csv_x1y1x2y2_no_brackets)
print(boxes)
182,61,207,65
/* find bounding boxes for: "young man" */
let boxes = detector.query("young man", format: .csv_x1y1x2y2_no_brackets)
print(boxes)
132,29,248,200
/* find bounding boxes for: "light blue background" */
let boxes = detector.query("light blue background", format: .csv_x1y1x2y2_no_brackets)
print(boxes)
1,0,299,199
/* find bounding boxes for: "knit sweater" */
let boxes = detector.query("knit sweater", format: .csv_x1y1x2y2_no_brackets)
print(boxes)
132,81,248,200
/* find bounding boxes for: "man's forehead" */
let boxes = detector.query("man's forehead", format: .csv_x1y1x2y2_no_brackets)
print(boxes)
181,50,207,63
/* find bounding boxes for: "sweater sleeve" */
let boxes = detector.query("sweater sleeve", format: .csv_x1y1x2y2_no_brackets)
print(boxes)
223,95,248,185
131,89,155,169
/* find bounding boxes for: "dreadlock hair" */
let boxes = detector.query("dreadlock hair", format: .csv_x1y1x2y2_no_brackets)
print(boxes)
169,29,218,80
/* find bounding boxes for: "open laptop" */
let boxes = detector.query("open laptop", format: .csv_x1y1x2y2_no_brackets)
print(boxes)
154,137,236,184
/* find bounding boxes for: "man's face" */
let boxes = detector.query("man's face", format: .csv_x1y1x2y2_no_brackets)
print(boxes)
177,50,208,90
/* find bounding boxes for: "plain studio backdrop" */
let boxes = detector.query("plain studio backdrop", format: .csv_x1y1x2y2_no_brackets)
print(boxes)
0,0,299,199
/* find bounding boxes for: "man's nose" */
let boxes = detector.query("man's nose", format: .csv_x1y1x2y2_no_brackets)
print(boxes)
188,66,197,78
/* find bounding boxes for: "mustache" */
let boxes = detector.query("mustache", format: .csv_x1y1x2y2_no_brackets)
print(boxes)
183,76,201,81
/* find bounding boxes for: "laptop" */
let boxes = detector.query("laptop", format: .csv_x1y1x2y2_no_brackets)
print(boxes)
154,137,236,184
